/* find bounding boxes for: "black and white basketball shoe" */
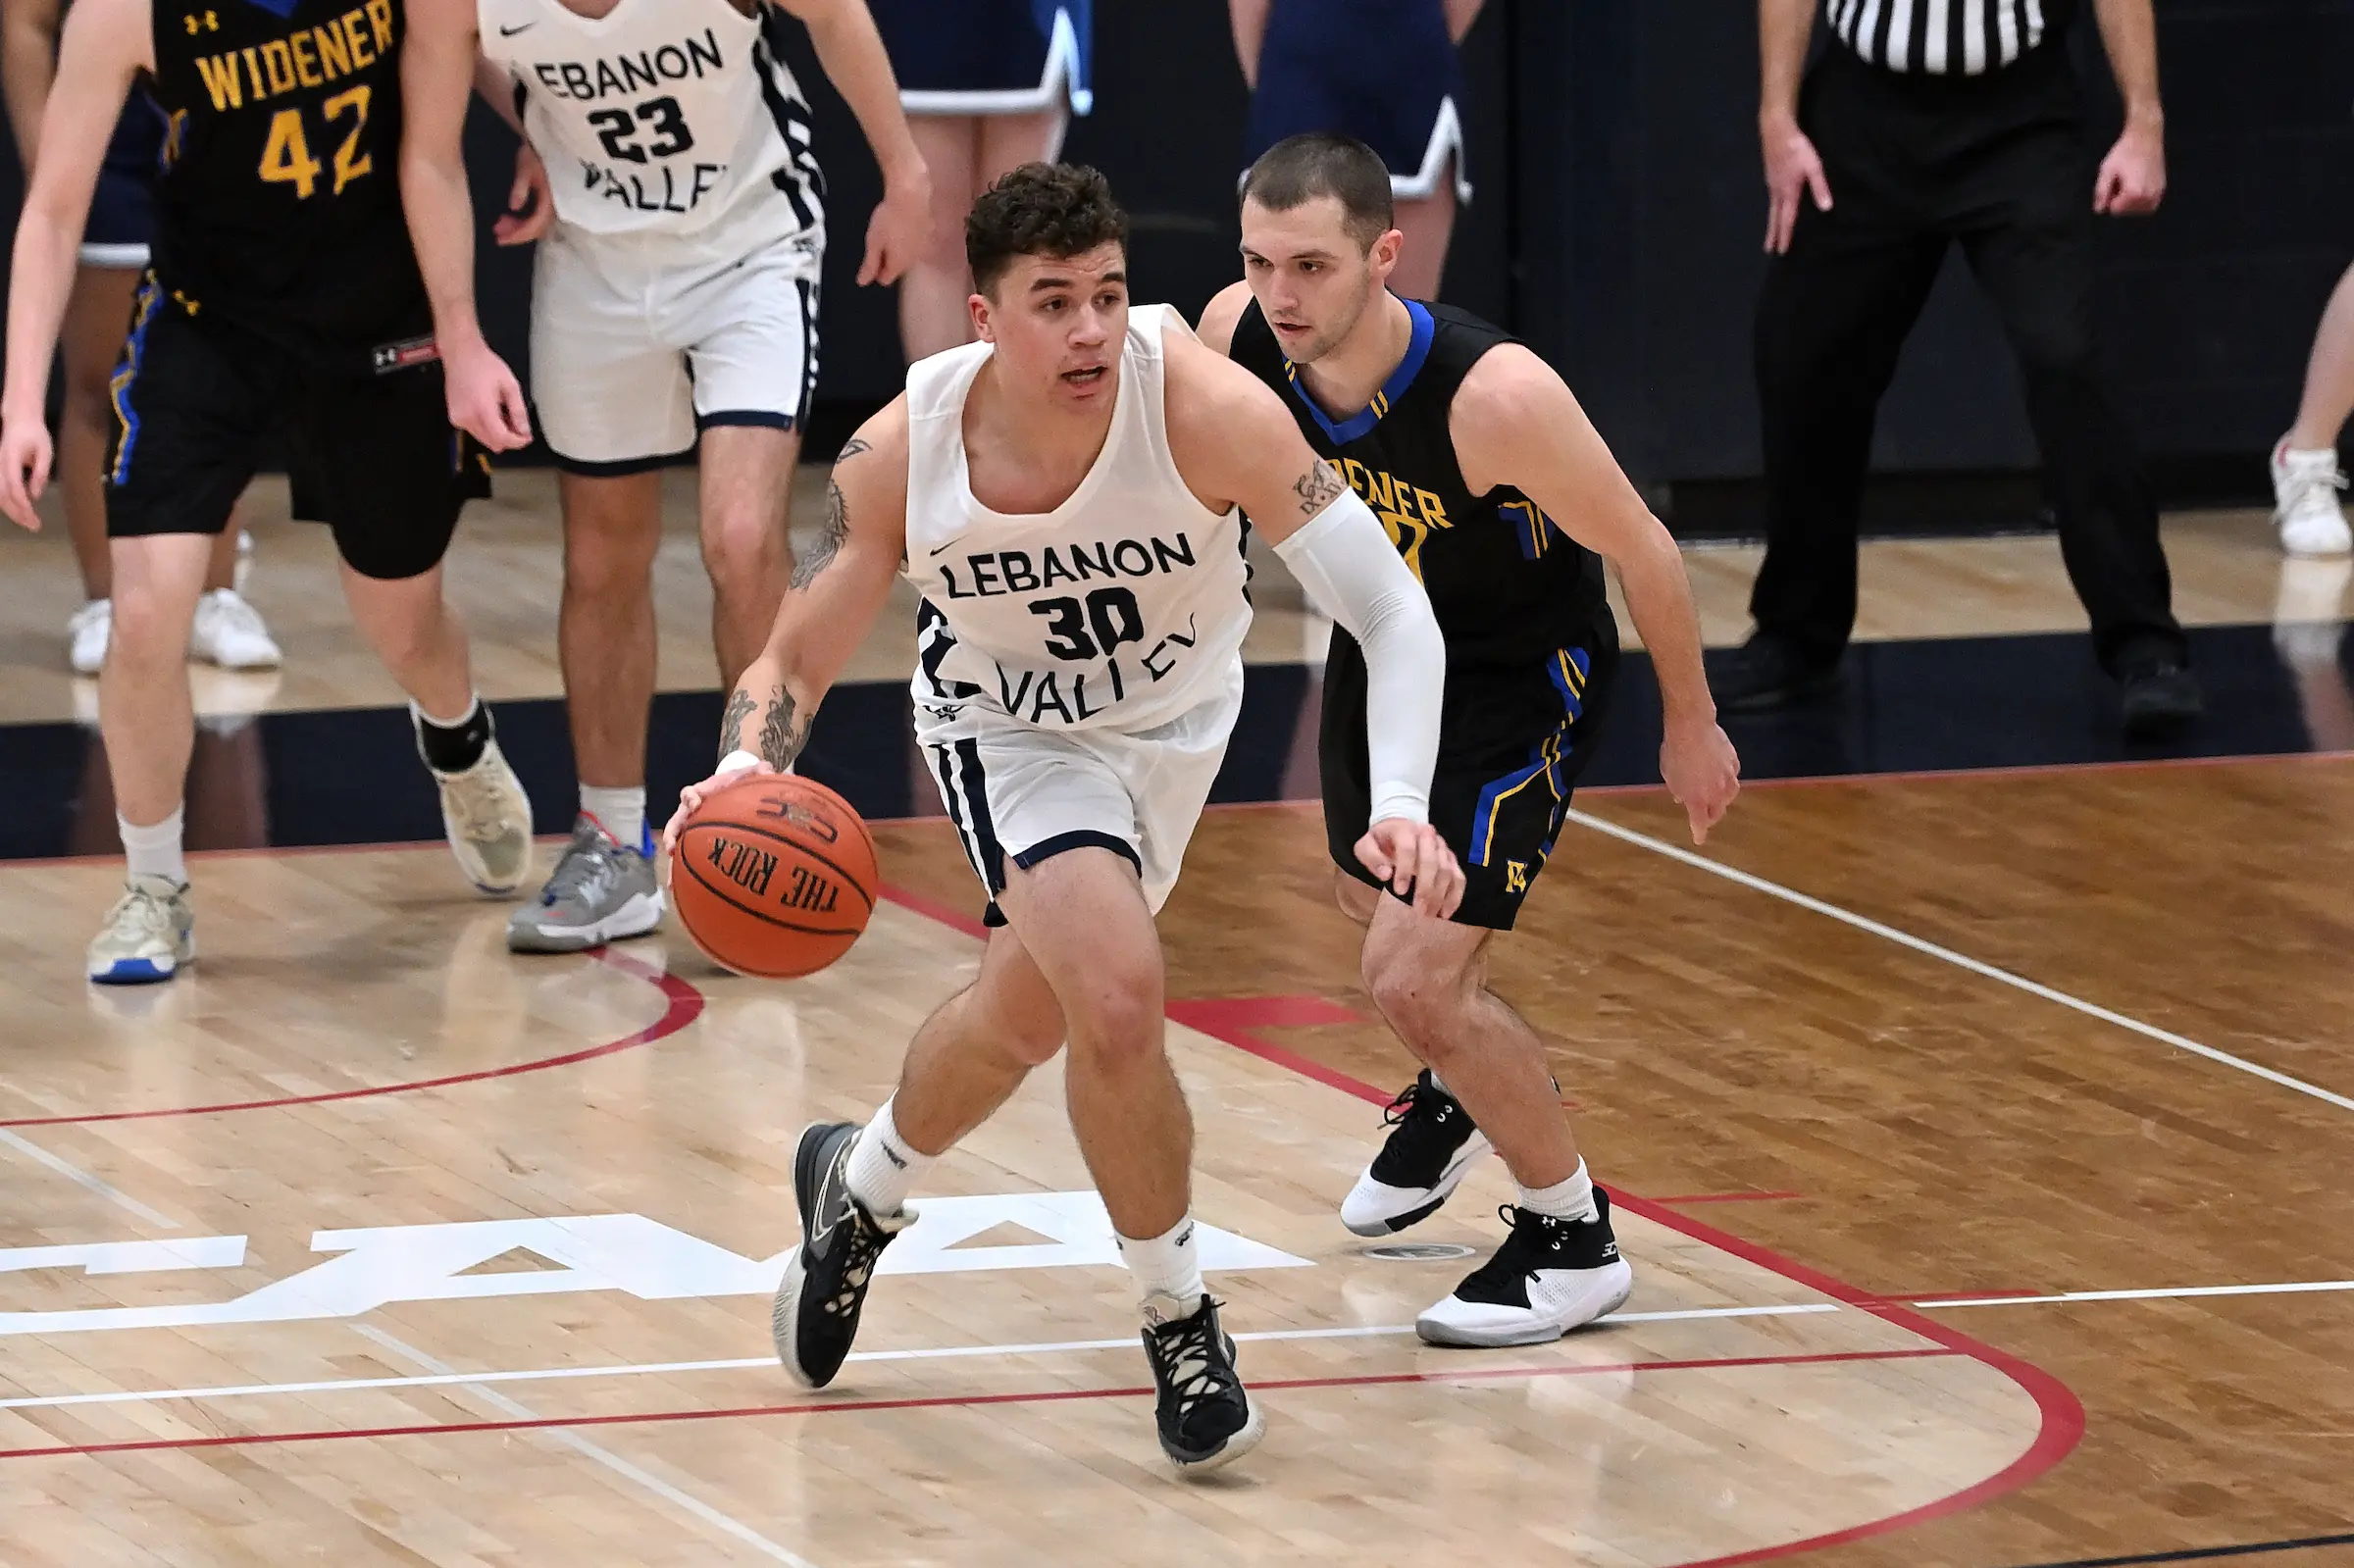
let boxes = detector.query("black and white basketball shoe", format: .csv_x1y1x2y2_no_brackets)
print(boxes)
1340,1070,1492,1237
1141,1292,1265,1476
771,1120,913,1389
1415,1189,1635,1347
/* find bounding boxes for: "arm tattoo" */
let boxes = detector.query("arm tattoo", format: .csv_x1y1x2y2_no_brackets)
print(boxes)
755,689,807,772
792,435,871,590
718,687,756,761
1293,460,1346,517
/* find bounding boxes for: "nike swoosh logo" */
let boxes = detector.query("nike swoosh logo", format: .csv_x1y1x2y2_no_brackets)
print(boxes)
497,21,536,34
805,1151,844,1262
928,541,955,557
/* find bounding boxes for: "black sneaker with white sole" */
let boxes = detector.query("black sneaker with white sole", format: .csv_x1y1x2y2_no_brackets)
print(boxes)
771,1121,912,1390
1142,1292,1265,1476
1415,1189,1635,1348
1341,1070,1492,1237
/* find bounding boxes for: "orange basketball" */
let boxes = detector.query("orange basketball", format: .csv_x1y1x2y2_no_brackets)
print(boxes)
669,772,878,979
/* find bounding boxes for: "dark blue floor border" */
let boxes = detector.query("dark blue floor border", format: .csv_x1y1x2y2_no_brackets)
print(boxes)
2006,1530,2354,1566
1,620,2346,861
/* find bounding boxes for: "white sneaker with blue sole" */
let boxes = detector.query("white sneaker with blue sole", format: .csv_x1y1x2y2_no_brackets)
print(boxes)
86,874,195,985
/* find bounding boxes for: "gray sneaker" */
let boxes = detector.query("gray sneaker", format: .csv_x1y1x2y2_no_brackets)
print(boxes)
506,816,664,953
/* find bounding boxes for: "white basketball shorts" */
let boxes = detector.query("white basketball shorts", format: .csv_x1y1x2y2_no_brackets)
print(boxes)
914,666,1244,927
530,222,825,472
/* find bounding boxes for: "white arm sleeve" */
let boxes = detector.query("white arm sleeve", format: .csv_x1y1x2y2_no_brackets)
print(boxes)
1271,489,1445,826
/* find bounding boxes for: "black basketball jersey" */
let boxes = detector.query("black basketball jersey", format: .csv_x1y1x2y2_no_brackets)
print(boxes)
145,0,430,373
1229,296,1610,675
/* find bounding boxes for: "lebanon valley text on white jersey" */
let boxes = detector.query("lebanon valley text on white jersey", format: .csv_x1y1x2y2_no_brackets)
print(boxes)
480,0,823,243
903,306,1253,734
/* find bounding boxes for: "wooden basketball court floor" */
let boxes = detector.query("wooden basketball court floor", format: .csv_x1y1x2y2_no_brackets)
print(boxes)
1,483,2351,1566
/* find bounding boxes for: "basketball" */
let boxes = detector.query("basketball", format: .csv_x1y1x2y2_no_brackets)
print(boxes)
669,773,879,979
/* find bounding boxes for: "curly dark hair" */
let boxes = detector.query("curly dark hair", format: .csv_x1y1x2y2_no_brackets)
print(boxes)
966,163,1130,297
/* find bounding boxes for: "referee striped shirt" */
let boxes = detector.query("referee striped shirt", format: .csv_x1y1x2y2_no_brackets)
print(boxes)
1827,0,2067,75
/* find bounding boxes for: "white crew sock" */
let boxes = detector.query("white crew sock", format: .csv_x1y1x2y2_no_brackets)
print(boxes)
119,806,186,886
580,784,647,852
1116,1214,1204,1308
843,1098,933,1217
1518,1159,1600,1224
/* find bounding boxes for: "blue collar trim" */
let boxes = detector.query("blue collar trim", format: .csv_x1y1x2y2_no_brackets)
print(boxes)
1284,297,1435,445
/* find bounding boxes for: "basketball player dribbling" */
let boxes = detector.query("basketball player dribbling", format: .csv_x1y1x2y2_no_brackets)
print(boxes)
664,164,1460,1475
0,0,535,984
1201,133,1743,1347
404,0,930,953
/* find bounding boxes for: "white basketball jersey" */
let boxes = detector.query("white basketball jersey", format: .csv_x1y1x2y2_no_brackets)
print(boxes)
479,0,822,244
904,307,1253,734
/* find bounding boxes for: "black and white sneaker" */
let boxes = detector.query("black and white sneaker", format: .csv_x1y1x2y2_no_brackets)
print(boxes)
1341,1070,1493,1237
771,1121,913,1390
1415,1189,1634,1348
1142,1292,1265,1476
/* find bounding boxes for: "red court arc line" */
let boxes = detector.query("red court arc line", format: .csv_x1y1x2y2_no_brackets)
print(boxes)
0,1346,1957,1464
1158,992,2088,1568
0,949,704,1129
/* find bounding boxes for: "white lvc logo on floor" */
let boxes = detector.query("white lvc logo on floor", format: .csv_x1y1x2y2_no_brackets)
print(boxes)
0,1193,1309,1338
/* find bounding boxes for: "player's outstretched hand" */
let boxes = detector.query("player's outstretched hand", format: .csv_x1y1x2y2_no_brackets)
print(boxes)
659,757,774,867
1356,818,1465,920
444,341,534,452
857,168,933,287
1662,718,1741,845
493,143,552,247
0,414,53,532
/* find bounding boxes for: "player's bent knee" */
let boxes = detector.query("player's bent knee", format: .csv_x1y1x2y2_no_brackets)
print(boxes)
1062,980,1164,1071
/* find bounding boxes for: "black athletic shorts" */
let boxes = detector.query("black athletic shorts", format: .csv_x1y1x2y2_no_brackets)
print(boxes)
1322,615,1619,931
103,275,490,581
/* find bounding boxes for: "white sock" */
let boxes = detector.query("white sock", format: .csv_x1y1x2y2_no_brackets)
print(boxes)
119,806,187,886
1116,1214,1204,1309
410,694,479,730
1519,1160,1600,1224
580,784,647,851
843,1099,932,1217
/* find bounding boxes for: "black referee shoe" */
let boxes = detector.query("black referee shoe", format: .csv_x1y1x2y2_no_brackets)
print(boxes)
1713,637,1843,714
2120,657,2202,739
771,1120,912,1390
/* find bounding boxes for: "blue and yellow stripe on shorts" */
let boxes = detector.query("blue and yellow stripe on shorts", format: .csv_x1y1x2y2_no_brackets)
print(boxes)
107,276,164,486
1467,643,1591,869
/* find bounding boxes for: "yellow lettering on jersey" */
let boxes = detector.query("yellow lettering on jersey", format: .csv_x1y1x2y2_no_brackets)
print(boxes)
260,38,297,94
1413,487,1451,531
1506,861,1528,893
240,45,264,100
258,106,322,198
313,17,351,77
289,29,321,87
365,0,393,52
341,11,375,69
193,52,242,110
323,84,372,194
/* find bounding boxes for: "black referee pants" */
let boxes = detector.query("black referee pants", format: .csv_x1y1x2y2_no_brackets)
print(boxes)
1751,46,2186,676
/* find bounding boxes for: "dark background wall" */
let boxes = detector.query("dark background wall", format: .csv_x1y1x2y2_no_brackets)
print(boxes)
3,0,2349,532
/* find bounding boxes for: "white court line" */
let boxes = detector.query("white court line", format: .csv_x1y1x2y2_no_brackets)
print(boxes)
0,1302,1837,1415
1921,1278,2354,1308
352,1325,822,1568
0,1129,179,1230
1566,809,2354,1116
